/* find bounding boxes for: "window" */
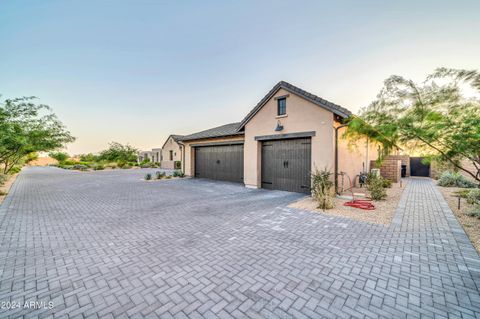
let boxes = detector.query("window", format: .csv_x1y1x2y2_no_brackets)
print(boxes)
169,150,173,161
277,98,286,116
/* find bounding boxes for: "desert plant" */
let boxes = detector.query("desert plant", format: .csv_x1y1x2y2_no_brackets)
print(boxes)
144,173,152,180
382,178,392,188
61,159,77,166
140,162,153,168
438,171,476,188
8,166,22,174
466,205,480,218
311,168,334,210
466,189,480,206
72,164,88,171
49,152,69,162
366,174,387,200
172,170,185,178
0,190,6,196
165,175,172,179
93,164,105,170
155,171,166,179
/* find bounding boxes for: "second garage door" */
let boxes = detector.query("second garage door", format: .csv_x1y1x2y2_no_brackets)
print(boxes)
261,138,311,193
194,144,244,183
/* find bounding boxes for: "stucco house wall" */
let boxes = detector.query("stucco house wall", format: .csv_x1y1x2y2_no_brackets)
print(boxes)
161,136,183,169
243,88,335,188
151,148,162,164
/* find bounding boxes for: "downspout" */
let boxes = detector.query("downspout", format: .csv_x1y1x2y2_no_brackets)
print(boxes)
334,124,348,195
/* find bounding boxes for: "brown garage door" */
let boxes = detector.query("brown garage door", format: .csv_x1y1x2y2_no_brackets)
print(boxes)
261,138,311,193
194,144,244,183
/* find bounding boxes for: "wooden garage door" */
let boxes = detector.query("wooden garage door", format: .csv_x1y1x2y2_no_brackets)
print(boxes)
261,138,311,193
194,144,244,183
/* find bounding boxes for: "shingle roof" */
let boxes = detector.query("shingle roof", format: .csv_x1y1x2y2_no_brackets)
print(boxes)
237,81,352,131
161,134,185,149
179,123,243,142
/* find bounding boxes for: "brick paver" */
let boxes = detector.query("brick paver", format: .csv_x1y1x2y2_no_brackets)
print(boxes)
0,167,479,318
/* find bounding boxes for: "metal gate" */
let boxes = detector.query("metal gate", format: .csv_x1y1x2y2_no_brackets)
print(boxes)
194,144,244,183
410,157,430,177
261,138,311,193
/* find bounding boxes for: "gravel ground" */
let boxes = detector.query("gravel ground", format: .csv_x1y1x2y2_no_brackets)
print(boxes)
289,179,407,225
437,185,480,254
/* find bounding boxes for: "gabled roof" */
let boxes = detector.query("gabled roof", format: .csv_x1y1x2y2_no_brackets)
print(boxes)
179,123,243,142
161,134,185,149
237,81,352,131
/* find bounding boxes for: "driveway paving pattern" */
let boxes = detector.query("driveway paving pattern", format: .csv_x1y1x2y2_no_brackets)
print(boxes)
0,167,479,318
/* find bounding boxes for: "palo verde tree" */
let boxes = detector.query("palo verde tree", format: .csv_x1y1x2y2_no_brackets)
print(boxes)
345,68,480,184
0,96,75,173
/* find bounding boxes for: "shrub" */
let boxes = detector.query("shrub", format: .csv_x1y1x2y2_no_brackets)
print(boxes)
117,160,127,168
0,190,6,196
155,171,166,179
466,205,480,218
466,189,480,206
93,164,105,170
61,159,77,166
437,171,476,188
8,166,22,174
128,162,137,167
165,175,172,179
79,153,98,162
72,164,89,171
382,178,392,188
0,174,8,186
49,152,69,162
140,162,153,168
173,170,185,178
366,174,387,200
144,173,152,180
311,168,334,210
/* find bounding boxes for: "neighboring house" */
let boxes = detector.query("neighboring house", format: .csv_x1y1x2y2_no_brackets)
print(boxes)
138,151,153,163
179,81,378,194
152,148,162,163
160,135,184,169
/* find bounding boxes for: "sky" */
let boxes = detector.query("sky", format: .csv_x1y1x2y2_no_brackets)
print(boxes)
1,0,479,154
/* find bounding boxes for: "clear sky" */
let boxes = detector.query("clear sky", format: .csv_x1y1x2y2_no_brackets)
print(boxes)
1,0,479,154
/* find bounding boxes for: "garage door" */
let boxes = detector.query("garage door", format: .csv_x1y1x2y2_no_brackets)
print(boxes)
261,138,311,193
194,144,244,183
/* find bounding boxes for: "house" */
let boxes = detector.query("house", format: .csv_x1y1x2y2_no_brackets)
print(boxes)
160,135,184,169
179,81,378,194
138,150,153,163
151,148,162,163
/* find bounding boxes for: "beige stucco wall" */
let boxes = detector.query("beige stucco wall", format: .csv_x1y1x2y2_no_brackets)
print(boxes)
161,137,183,169
151,148,162,163
182,136,245,176
337,126,379,189
243,88,335,188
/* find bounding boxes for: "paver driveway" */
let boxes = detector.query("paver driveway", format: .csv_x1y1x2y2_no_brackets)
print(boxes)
0,167,479,318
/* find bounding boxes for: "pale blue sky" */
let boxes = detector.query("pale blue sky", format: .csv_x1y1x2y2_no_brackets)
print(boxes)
1,0,479,154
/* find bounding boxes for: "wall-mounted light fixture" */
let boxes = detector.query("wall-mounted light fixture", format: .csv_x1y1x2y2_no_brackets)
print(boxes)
275,120,284,131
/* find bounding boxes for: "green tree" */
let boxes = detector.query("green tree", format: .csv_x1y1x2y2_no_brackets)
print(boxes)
98,142,138,162
345,68,480,183
49,151,69,162
0,96,75,173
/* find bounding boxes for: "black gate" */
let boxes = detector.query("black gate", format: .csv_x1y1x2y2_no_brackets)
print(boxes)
194,144,244,183
410,157,430,177
261,138,311,193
